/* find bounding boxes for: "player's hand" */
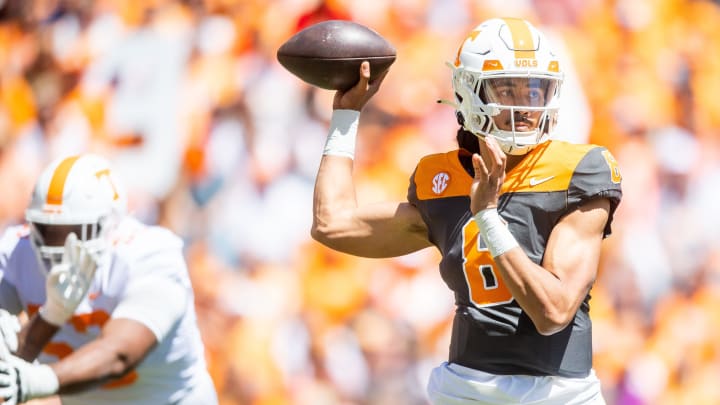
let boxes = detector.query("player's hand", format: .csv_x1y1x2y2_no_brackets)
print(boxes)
39,233,98,327
0,310,19,360
470,136,506,214
333,61,388,111
0,356,19,405
0,353,58,404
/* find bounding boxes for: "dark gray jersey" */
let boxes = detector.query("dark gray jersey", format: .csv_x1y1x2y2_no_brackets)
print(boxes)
407,140,622,377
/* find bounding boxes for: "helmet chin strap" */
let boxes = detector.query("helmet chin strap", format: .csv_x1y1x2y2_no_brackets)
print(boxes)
470,131,539,155
492,129,543,155
495,138,538,155
464,118,544,155
482,106,551,155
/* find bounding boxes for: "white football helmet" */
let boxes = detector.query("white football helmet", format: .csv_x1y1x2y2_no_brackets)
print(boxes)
450,18,563,155
25,154,127,271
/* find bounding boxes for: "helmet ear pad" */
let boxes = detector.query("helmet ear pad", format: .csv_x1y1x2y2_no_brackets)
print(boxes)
456,82,494,129
456,127,480,155
455,110,464,126
454,98,481,158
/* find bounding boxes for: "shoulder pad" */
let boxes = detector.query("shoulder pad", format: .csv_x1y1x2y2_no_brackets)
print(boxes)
410,150,473,201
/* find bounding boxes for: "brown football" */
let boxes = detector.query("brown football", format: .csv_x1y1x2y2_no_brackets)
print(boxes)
277,20,396,91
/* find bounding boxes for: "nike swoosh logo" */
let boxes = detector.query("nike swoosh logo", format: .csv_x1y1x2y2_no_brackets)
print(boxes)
529,176,555,187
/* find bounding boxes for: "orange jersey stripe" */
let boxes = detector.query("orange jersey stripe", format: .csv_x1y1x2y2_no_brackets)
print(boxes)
412,141,599,200
46,155,80,205
502,141,596,193
102,370,139,389
44,342,74,359
70,310,111,333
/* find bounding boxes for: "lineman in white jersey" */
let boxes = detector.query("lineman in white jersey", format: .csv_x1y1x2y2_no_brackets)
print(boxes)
0,154,218,405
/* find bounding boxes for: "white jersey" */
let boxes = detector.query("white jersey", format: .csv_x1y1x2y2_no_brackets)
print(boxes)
0,218,216,405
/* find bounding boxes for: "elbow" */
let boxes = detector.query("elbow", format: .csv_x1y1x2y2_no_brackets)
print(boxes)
310,222,331,246
533,309,574,336
311,217,346,248
535,322,568,336
105,341,144,379
108,352,137,378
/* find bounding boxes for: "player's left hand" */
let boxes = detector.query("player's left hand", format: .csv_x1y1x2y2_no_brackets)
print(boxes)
39,232,99,327
0,310,19,360
470,136,506,214
0,356,19,405
0,353,59,404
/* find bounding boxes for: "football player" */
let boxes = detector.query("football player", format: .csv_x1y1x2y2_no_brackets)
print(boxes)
311,18,622,404
0,154,217,405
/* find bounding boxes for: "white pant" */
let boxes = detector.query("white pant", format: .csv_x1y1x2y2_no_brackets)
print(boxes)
427,362,606,405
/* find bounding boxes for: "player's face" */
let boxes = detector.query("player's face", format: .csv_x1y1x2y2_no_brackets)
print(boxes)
31,223,87,248
483,77,553,132
492,108,542,132
29,223,103,273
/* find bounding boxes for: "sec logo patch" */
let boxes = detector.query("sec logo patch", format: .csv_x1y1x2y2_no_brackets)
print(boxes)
432,172,450,195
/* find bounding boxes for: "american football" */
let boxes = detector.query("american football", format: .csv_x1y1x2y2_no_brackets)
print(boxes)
277,20,396,91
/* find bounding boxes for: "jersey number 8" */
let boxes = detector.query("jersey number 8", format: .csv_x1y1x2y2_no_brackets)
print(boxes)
461,219,514,307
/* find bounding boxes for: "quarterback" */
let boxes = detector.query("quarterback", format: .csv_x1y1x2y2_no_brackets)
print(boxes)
311,18,622,404
0,154,217,405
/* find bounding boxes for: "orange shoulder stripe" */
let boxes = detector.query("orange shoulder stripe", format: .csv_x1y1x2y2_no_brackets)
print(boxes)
501,141,597,194
413,142,597,199
414,150,473,200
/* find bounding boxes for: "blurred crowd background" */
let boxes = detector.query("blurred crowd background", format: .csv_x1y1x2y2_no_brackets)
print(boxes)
2,0,720,404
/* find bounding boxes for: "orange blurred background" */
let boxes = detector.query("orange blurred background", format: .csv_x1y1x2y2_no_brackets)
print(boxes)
4,0,720,404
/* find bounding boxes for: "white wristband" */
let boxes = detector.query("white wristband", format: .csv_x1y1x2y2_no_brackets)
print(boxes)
11,357,59,402
323,109,360,159
38,304,71,327
23,364,59,400
474,208,519,258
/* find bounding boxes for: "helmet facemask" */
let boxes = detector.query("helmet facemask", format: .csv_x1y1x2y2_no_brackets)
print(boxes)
453,69,562,155
28,222,107,273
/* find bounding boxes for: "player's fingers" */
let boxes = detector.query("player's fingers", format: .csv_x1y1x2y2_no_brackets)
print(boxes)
482,137,505,175
0,343,8,361
64,233,78,266
333,61,371,110
477,138,495,171
0,317,18,354
0,367,12,385
354,61,371,91
0,382,14,401
79,250,98,281
471,153,489,180
484,136,505,162
360,61,371,79
47,263,70,292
